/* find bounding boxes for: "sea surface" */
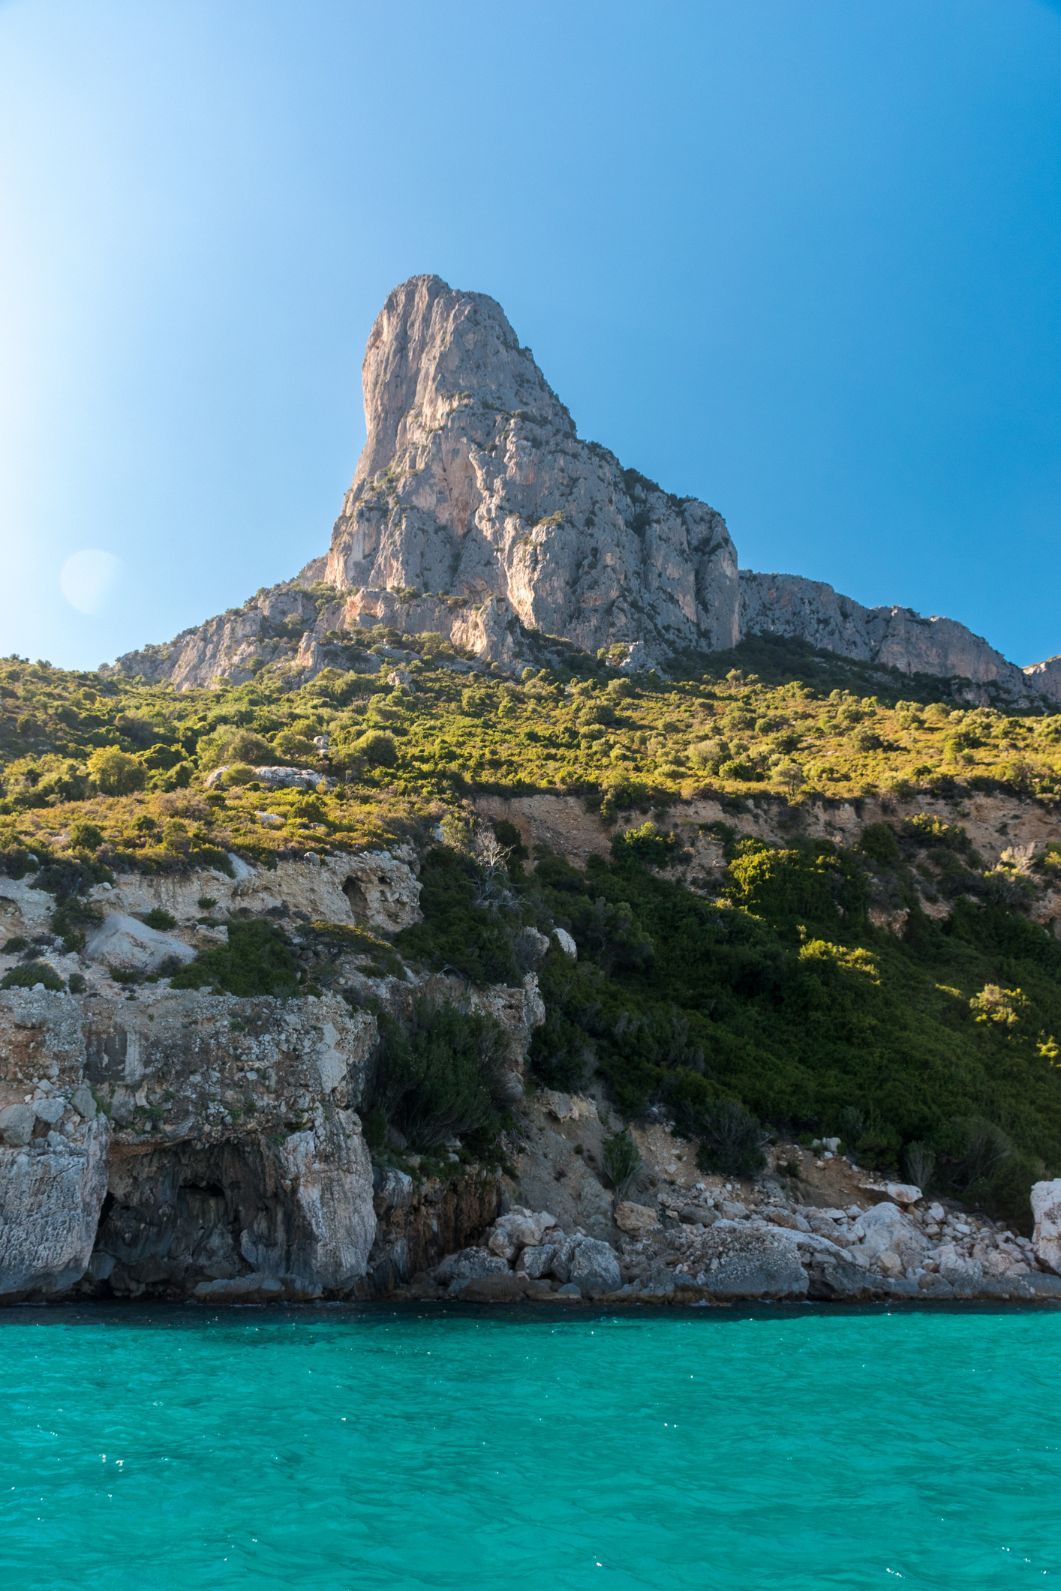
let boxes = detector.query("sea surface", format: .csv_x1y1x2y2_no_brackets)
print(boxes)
1,1304,1059,1589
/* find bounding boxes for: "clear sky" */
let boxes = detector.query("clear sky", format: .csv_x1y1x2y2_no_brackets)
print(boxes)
1,0,1059,672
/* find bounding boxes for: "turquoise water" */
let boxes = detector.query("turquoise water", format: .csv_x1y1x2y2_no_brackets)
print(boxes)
2,1306,1059,1589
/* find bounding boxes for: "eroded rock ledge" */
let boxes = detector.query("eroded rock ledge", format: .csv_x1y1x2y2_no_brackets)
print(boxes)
2,834,1059,1308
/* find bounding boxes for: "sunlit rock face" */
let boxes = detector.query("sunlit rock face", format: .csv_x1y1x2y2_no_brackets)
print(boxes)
739,572,1042,698
324,274,740,665
110,274,1058,699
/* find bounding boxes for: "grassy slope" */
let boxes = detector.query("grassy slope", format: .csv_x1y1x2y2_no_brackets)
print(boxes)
1,632,1059,1221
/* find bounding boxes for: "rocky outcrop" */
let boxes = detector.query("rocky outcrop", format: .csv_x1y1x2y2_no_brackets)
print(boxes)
110,273,1057,699
740,572,1056,704
88,847,422,939
322,275,740,666
83,911,196,974
115,276,739,680
1031,1179,1061,1274
0,987,378,1300
1024,655,1061,702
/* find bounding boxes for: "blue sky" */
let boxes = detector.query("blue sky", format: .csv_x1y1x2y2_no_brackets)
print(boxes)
1,0,1059,671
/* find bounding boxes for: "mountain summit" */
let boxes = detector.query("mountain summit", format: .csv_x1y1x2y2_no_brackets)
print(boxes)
114,275,1058,703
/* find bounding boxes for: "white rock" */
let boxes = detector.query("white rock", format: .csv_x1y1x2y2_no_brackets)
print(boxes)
488,1207,557,1261
860,1181,922,1207
851,1201,929,1271
552,927,577,958
934,1242,983,1283
0,1103,35,1147
32,1097,66,1125
1031,1180,1061,1275
84,913,196,975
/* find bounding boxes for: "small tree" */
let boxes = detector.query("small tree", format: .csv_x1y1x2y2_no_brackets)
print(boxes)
601,1129,642,1200
87,746,145,796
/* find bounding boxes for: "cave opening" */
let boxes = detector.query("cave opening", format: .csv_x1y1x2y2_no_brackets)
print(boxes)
84,1141,288,1299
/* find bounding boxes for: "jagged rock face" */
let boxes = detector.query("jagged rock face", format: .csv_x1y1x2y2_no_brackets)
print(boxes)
1024,655,1061,702
114,583,340,690
108,273,1057,697
89,847,422,941
325,275,739,663
740,572,1041,700
0,988,377,1300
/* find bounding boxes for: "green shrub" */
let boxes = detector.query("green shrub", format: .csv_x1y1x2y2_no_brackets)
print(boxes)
613,821,677,866
171,919,300,998
1,960,63,991
859,823,900,866
694,1099,767,1178
51,897,102,952
142,907,178,931
197,727,273,772
87,746,145,795
68,821,104,854
351,730,398,767
369,1000,509,1151
601,1129,642,1199
396,847,522,984
725,839,866,927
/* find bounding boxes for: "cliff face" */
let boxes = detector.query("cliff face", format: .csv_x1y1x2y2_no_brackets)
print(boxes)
110,274,1058,702
739,572,1037,697
0,987,378,1301
323,275,739,665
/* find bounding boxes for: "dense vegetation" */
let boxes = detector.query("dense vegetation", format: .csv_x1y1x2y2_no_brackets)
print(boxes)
0,632,1058,1219
399,826,1061,1224
0,632,1057,880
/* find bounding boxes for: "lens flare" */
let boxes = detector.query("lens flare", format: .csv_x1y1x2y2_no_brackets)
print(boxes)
59,549,123,615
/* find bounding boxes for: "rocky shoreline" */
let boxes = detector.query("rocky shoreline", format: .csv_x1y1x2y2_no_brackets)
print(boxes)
3,843,1060,1310
384,1115,1061,1309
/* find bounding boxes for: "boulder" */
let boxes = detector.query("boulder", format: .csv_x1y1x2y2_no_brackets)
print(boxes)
487,1206,558,1261
0,1102,36,1147
1031,1180,1061,1274
518,1243,558,1280
84,912,197,974
434,1246,509,1289
552,928,577,959
684,1222,809,1300
850,1200,928,1272
861,1181,922,1208
615,1201,659,1236
556,1234,622,1297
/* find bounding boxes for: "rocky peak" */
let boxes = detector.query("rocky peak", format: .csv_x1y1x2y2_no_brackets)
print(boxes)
322,274,738,663
349,275,574,492
110,275,1057,702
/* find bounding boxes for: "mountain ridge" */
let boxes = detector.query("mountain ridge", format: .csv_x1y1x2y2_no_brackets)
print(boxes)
111,274,1059,705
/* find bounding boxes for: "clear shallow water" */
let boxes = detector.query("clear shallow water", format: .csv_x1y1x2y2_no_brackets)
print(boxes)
1,1305,1059,1590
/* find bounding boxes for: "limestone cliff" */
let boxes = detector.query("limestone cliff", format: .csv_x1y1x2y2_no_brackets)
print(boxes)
739,572,1039,699
110,274,1057,701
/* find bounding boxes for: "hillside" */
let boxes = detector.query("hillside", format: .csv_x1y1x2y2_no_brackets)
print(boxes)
1,631,1059,1258
1,274,1060,1306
